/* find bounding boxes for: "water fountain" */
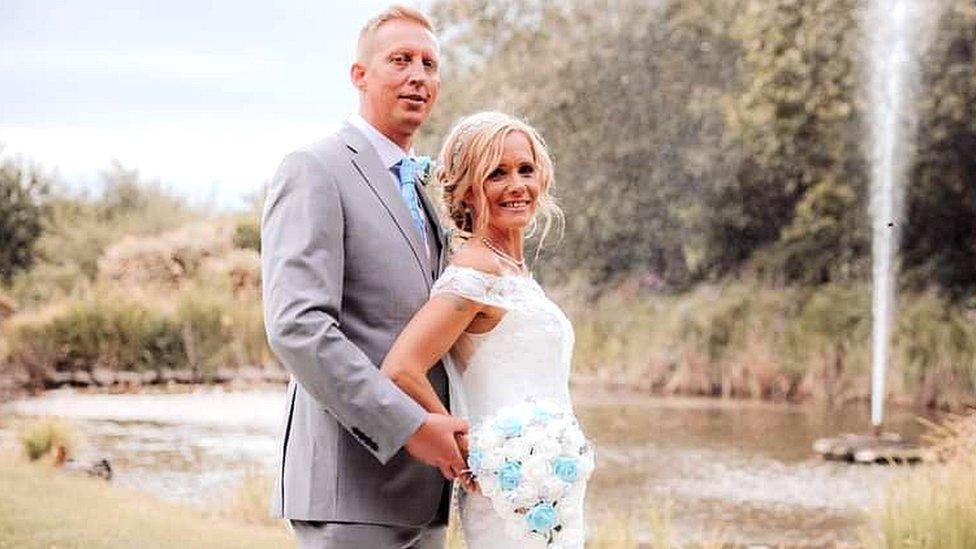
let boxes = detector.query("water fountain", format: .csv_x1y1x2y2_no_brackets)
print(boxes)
813,0,937,463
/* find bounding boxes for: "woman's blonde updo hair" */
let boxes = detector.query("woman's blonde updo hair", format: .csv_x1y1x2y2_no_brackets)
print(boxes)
435,111,563,251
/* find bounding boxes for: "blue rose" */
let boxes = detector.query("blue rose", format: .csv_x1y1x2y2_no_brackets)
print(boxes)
497,460,522,491
467,447,483,472
494,415,524,438
532,405,556,422
552,456,579,483
525,502,558,533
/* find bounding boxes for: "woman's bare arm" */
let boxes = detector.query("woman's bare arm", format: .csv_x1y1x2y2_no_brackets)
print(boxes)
381,293,485,414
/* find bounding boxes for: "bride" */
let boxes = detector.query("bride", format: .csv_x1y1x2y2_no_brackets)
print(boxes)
381,111,589,548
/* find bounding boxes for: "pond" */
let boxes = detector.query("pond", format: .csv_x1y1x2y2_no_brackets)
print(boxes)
1,387,932,546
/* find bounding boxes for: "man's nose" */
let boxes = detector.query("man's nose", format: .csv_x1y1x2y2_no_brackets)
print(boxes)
407,60,427,84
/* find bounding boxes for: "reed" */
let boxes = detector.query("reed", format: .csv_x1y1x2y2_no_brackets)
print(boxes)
863,411,976,548
562,281,976,408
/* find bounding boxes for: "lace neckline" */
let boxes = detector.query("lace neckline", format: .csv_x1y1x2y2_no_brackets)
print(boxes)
443,264,536,284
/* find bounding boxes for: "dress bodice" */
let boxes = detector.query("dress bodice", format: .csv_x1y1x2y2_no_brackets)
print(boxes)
431,265,575,425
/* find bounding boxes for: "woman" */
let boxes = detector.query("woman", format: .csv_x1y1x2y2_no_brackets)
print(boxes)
381,111,588,548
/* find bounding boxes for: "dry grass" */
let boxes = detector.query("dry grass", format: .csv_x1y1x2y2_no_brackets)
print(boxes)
863,411,976,548
217,470,282,529
0,452,292,549
560,282,976,408
19,417,78,462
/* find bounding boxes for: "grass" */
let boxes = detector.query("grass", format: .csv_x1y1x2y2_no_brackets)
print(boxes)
218,470,278,528
863,411,976,548
862,459,976,549
0,454,292,549
19,417,77,461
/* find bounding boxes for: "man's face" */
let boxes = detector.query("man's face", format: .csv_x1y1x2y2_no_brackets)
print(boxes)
353,19,440,146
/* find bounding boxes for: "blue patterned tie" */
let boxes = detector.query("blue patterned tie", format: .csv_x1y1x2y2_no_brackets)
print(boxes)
393,156,429,249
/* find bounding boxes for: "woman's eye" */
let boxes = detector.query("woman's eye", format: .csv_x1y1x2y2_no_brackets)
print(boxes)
488,168,506,180
423,58,437,70
518,164,535,175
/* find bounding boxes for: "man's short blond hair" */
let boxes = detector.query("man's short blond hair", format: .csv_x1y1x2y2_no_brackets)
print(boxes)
356,5,436,63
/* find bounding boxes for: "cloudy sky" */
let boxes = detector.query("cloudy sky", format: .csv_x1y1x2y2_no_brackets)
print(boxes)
1,0,404,208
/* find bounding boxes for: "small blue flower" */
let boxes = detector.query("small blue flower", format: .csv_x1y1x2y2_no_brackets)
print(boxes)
532,405,557,422
494,415,524,438
497,460,522,491
467,447,483,472
525,502,558,533
552,456,579,483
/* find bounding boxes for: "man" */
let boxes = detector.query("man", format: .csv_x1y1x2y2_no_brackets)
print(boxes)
261,6,466,548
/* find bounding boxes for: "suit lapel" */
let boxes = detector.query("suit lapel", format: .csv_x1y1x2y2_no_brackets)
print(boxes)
415,183,446,277
340,124,432,284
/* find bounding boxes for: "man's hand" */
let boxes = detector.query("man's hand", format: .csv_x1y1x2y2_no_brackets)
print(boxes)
404,413,469,481
455,432,480,493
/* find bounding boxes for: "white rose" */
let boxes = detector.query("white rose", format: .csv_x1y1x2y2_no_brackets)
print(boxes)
535,438,562,459
503,437,531,461
481,451,505,471
504,517,527,539
542,476,568,500
522,454,549,482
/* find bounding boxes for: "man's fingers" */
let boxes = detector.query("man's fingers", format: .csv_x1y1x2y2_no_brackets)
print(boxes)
438,464,455,481
449,417,469,433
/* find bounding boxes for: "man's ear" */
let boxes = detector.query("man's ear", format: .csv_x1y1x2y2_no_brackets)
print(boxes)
350,62,367,92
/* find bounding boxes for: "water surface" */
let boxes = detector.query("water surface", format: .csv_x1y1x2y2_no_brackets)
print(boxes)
2,387,932,546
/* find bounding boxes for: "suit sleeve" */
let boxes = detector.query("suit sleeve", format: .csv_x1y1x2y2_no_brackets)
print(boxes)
261,150,427,464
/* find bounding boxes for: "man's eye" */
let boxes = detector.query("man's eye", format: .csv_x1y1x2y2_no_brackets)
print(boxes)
423,58,438,70
390,54,409,64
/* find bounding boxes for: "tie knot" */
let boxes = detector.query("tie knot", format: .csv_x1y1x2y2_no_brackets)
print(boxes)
396,156,433,187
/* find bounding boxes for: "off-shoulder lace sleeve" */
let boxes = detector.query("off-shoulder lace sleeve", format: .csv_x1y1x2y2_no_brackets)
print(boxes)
430,265,515,310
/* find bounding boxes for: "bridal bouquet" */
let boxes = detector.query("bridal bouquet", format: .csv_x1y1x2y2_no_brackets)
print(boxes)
466,399,595,548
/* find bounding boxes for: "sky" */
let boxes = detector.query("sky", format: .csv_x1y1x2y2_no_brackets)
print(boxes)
0,0,402,209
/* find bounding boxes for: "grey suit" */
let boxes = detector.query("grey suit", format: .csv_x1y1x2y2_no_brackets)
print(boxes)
262,122,451,531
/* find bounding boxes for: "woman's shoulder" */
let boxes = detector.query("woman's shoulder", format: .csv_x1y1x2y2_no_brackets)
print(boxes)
447,244,506,277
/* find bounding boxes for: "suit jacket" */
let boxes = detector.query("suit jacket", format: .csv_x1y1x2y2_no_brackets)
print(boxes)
262,122,451,526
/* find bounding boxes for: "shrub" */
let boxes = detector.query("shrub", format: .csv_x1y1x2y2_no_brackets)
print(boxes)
5,296,186,375
20,417,77,461
232,219,261,253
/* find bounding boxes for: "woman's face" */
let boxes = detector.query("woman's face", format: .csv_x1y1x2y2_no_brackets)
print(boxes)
469,131,541,234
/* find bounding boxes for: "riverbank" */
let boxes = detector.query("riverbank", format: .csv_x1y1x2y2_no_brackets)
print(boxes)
3,277,975,411
0,452,292,549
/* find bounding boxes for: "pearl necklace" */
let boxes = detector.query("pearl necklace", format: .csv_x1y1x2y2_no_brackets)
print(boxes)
481,237,526,272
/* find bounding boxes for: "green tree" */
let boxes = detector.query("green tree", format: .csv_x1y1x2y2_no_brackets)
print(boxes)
721,0,869,284
424,0,745,289
902,0,976,299
0,156,49,283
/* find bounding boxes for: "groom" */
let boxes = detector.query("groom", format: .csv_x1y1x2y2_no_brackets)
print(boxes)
262,5,465,548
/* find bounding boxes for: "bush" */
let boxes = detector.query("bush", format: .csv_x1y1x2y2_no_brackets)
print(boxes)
562,281,976,405
5,296,186,375
0,157,49,283
20,417,77,461
232,219,261,253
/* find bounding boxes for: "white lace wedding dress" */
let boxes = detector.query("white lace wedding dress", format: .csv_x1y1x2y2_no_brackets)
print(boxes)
431,265,588,549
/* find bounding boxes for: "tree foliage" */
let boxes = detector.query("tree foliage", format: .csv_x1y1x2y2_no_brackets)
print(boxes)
0,157,49,283
423,0,975,298
902,0,976,298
